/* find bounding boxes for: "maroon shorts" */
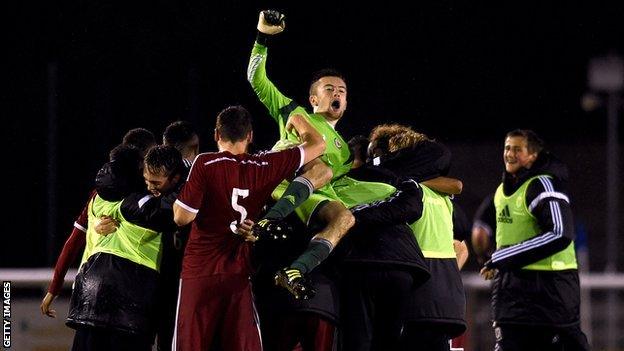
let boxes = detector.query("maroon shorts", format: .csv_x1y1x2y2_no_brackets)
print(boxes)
173,274,262,351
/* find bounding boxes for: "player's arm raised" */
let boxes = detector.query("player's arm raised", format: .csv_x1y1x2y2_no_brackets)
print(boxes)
248,10,293,127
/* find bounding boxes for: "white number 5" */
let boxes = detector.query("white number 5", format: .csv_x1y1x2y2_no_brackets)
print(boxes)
229,188,250,233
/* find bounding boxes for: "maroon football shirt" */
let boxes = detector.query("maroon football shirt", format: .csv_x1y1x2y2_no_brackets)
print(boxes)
175,147,303,278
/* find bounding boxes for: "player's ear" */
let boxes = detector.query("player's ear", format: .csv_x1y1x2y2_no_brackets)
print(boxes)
309,94,318,107
526,151,539,167
530,152,537,161
247,131,254,144
214,129,219,143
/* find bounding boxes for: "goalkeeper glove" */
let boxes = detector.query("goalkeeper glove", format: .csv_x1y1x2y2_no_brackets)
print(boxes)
257,10,286,35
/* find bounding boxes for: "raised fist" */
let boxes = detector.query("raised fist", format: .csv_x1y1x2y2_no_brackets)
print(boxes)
258,10,286,35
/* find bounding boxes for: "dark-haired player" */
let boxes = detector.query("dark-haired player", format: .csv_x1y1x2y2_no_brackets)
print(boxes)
171,105,325,351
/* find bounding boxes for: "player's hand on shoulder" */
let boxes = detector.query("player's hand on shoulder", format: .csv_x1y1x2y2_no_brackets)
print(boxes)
258,10,286,35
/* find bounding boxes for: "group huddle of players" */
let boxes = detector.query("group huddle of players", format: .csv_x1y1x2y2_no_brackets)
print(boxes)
39,9,589,351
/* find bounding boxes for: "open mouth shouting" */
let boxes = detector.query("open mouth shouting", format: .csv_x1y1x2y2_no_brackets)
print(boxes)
330,99,341,112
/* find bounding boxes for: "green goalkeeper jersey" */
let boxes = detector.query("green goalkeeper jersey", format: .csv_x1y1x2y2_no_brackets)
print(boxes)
248,42,353,179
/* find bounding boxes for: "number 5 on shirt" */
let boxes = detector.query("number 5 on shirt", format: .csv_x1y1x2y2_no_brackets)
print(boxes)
229,188,249,233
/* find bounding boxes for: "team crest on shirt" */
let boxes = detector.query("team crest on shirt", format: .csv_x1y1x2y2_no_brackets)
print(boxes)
334,138,342,149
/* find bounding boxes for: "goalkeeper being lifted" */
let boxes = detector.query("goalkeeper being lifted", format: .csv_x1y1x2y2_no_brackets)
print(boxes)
248,9,403,299
249,9,466,301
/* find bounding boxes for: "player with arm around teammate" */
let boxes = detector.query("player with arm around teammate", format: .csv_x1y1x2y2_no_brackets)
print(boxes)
171,105,325,351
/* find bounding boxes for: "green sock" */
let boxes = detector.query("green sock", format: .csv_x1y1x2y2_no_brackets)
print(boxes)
264,176,313,220
290,238,334,274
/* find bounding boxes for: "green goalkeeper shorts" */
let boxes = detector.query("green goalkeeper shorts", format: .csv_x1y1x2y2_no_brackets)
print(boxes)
272,180,341,225
272,176,397,225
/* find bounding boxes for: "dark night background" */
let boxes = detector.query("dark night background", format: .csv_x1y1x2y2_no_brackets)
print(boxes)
5,2,624,270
